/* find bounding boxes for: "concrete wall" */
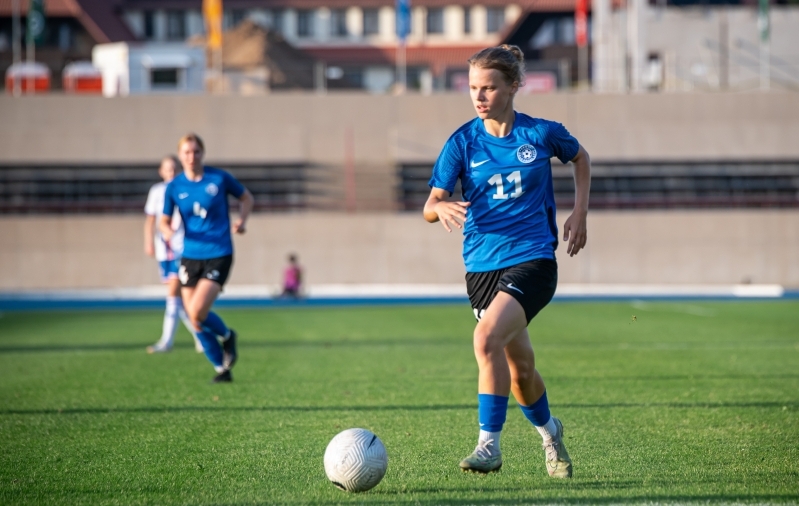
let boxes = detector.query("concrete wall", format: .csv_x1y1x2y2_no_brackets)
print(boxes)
1,92,798,165
2,93,797,290
2,210,797,290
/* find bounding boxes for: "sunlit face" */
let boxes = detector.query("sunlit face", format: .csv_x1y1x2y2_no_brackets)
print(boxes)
468,66,518,121
158,158,177,183
178,140,204,172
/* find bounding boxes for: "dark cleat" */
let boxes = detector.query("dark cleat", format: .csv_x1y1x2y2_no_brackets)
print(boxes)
222,329,238,370
212,369,232,383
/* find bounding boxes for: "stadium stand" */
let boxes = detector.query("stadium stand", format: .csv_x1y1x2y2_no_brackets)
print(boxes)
398,160,799,211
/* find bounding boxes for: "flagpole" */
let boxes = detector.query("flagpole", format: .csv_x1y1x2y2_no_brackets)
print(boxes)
395,0,409,94
758,0,769,91
397,40,406,94
12,0,21,96
27,27,35,95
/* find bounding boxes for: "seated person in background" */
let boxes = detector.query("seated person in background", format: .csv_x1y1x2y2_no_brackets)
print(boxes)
281,254,303,298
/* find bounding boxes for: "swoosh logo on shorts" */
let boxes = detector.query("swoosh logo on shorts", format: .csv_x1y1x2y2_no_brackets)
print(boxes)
506,283,524,295
470,159,489,168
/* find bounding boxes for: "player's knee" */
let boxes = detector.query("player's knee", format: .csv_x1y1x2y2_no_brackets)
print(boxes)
473,325,503,359
185,306,204,329
195,304,212,323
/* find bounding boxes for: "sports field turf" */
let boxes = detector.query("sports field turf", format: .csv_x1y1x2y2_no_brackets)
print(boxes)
0,301,797,505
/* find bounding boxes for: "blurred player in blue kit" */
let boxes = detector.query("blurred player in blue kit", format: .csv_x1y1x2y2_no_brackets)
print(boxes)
144,155,204,354
424,45,591,477
160,134,254,383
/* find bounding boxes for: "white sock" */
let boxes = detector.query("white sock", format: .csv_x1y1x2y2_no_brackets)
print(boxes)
214,365,226,373
535,416,558,442
157,296,180,348
478,430,501,454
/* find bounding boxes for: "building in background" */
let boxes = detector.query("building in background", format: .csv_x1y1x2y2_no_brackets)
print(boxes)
591,0,799,93
92,42,205,96
117,0,530,93
0,0,135,89
2,0,799,93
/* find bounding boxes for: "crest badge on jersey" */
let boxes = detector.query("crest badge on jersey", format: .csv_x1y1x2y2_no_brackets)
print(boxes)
517,144,537,164
206,183,219,196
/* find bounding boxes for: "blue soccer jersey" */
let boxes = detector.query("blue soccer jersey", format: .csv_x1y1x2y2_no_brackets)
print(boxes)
429,112,580,272
163,167,246,260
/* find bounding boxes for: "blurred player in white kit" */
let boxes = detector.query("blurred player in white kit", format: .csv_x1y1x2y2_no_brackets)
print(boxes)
143,156,204,353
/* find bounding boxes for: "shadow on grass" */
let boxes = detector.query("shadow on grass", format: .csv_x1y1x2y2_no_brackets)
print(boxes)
0,340,463,353
3,338,799,356
2,400,797,417
350,493,799,505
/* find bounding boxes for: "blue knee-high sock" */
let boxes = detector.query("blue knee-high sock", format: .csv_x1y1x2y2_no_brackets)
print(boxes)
201,311,229,338
196,330,223,368
519,390,551,426
478,394,509,432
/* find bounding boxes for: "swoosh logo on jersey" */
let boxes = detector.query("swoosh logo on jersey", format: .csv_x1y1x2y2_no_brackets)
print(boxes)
505,283,524,295
470,159,490,168
178,193,189,199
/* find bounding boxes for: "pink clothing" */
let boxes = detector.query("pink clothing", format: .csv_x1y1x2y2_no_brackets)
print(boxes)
283,266,301,290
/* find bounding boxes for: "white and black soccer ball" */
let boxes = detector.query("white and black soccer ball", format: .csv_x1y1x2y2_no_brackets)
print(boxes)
323,428,388,492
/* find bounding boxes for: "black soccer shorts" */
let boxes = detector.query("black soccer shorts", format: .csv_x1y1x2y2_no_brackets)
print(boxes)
465,258,558,324
178,255,233,288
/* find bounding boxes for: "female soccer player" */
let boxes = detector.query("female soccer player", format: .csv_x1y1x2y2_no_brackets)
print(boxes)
424,45,591,477
143,155,203,354
160,134,254,383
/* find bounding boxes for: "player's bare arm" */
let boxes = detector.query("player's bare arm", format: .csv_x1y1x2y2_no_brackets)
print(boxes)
423,187,471,232
232,189,254,234
562,144,591,257
159,214,174,243
144,214,156,257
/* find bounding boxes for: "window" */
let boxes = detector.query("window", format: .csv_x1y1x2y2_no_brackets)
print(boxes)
486,7,505,33
297,9,314,38
331,9,348,37
531,20,555,49
363,8,379,36
151,68,179,89
58,23,71,51
463,7,471,34
166,10,186,40
143,11,155,40
231,9,247,27
426,8,443,34
558,17,575,45
271,10,283,34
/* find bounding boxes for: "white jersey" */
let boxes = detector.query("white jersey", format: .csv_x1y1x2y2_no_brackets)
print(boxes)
144,181,184,261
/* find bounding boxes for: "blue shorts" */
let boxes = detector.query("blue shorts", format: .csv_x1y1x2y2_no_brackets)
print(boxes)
158,259,180,283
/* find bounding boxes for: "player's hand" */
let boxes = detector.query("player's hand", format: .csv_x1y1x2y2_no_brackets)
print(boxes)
144,243,155,257
161,228,174,243
434,201,470,232
563,208,587,256
232,219,246,234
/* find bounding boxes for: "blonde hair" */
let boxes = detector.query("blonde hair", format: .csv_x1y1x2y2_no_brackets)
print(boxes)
177,133,205,152
160,155,180,168
467,44,526,87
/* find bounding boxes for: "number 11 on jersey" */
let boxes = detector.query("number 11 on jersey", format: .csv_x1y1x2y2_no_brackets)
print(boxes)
488,170,523,200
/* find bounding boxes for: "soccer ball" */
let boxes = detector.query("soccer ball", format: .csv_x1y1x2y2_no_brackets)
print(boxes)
323,428,388,492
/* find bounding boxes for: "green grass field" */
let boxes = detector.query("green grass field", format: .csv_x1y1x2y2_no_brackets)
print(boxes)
1,301,797,505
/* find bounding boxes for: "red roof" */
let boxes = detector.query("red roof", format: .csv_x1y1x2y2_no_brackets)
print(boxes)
0,0,81,16
0,0,135,43
96,0,582,10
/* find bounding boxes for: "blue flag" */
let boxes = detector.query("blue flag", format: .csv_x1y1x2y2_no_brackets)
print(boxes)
396,0,411,42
